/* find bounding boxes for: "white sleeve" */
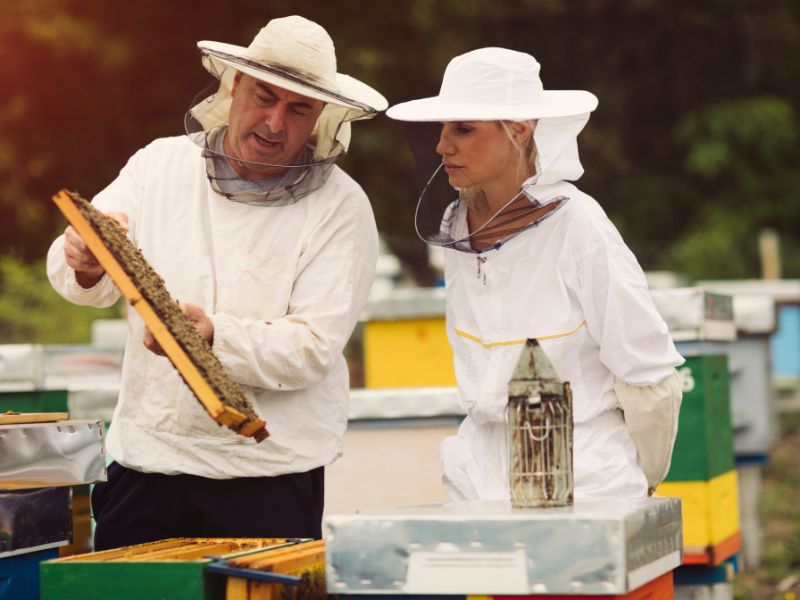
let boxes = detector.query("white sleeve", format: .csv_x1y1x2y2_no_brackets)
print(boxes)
46,237,120,307
210,197,378,391
46,148,145,308
614,371,683,490
575,239,683,385
574,231,684,491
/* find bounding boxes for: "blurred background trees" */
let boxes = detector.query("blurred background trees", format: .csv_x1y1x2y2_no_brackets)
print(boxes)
1,0,798,340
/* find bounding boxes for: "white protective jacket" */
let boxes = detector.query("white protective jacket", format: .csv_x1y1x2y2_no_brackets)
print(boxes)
47,136,378,479
440,115,684,500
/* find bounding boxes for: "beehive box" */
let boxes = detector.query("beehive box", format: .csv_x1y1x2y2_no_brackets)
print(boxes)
40,538,304,600
0,548,59,600
208,539,326,600
363,317,454,388
360,289,453,389
325,497,682,595
658,355,741,565
0,390,67,413
334,571,674,600
658,471,741,564
666,355,734,482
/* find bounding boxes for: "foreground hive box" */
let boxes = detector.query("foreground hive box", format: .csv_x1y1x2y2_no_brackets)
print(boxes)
325,497,682,595
207,539,326,600
40,538,311,600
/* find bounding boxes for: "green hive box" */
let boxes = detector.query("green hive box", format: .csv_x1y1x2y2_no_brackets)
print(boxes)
40,538,301,600
665,355,734,482
41,561,216,600
0,389,68,413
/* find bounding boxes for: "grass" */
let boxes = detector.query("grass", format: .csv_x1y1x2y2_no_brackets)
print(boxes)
735,411,800,599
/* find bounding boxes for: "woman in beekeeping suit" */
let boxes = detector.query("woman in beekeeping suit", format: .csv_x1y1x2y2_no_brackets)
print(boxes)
387,48,684,500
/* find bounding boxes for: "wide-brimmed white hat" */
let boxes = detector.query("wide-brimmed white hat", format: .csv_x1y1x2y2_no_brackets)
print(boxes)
194,15,386,127
387,47,597,122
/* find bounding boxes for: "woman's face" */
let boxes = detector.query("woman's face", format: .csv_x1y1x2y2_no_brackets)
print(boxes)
225,73,324,181
435,121,518,190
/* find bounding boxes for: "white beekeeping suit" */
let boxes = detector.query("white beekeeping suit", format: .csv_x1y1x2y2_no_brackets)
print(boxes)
387,47,684,500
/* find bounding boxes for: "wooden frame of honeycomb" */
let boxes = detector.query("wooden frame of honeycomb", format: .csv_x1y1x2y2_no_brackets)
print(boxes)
53,189,268,442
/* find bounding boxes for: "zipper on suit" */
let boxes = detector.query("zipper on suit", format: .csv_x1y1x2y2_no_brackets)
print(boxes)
476,256,487,285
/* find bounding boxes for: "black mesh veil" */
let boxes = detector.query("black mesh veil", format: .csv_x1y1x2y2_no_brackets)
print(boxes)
402,122,567,254
184,55,369,206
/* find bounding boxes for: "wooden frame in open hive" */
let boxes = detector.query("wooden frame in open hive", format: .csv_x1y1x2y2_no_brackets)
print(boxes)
211,539,326,600
52,189,267,441
39,538,300,600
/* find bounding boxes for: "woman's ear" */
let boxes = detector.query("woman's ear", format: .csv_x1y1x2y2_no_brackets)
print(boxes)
510,121,534,144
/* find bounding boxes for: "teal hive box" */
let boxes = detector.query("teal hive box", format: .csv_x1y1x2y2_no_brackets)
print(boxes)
0,390,68,413
665,355,734,482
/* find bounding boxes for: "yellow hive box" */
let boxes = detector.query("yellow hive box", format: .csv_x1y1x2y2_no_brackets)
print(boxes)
656,469,740,556
364,318,455,388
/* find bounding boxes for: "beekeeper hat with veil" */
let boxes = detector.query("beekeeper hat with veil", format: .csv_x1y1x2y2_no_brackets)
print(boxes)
386,47,598,252
185,15,388,205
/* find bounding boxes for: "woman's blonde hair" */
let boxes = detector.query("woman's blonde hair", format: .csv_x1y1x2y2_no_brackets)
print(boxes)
459,120,537,211
500,119,538,179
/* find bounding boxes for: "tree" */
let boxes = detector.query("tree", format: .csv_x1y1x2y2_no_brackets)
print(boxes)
1,0,798,292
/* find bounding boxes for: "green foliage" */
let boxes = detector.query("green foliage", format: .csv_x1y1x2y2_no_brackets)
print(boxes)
664,209,758,281
680,97,796,180
0,255,121,343
0,0,799,288
663,96,800,279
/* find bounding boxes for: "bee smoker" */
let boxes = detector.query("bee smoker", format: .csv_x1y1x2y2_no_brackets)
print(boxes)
506,339,574,507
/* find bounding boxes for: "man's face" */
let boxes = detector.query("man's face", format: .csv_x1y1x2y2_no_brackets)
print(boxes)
224,72,325,181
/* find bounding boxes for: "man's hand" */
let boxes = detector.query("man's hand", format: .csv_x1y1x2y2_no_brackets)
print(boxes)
143,302,214,356
64,212,129,288
182,302,214,345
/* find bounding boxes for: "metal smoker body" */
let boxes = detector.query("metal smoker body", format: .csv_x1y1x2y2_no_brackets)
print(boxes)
507,339,574,507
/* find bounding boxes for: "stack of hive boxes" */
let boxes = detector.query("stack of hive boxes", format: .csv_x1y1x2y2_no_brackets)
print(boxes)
0,344,108,600
698,284,784,569
656,354,741,565
0,344,122,554
0,486,72,600
651,288,742,599
0,345,70,600
0,418,105,600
